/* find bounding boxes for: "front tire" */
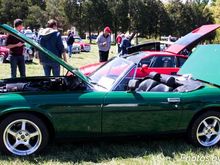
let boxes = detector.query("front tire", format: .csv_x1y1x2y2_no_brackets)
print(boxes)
0,113,49,156
188,111,220,147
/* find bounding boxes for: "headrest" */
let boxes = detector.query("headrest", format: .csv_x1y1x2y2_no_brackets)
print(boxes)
160,76,176,87
148,72,161,81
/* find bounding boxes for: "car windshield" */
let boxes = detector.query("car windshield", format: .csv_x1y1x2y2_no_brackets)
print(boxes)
89,57,134,91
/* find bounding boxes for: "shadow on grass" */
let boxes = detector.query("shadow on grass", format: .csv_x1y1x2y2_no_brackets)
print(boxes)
0,135,215,164
25,61,38,65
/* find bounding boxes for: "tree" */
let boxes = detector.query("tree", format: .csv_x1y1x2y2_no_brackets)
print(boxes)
210,0,220,23
64,0,112,36
45,0,69,30
27,0,46,10
209,0,220,41
0,0,29,25
24,5,47,29
108,0,130,35
155,0,172,37
64,0,85,35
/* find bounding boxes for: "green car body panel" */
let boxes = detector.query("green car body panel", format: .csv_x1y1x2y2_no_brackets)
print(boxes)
179,44,220,86
1,23,220,141
0,85,220,139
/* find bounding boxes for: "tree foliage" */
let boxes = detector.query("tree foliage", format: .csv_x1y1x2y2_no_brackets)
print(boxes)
0,0,29,25
0,0,216,39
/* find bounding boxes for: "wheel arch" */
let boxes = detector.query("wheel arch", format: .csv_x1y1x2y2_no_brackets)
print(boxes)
187,106,220,132
0,110,55,140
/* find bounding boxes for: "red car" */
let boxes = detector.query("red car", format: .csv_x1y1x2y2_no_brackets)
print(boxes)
73,36,91,52
80,24,220,77
0,34,9,63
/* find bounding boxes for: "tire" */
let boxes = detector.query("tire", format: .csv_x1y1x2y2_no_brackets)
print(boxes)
188,111,220,147
0,113,49,156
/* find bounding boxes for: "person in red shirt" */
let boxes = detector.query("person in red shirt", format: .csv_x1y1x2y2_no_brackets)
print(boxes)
6,19,25,78
116,33,124,53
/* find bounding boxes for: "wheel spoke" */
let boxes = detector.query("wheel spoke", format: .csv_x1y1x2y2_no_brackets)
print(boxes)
212,119,218,127
25,142,32,149
21,121,26,131
29,131,39,138
203,120,209,128
13,140,21,148
205,136,211,143
212,130,218,135
7,129,17,137
198,131,206,137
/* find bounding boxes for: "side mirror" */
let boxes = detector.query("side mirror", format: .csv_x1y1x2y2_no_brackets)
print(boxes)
141,64,148,73
127,79,140,92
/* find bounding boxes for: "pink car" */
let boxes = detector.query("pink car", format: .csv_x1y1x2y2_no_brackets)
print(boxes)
73,36,91,52
0,34,9,63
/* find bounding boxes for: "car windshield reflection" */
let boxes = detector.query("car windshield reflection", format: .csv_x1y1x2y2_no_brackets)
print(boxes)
89,57,134,91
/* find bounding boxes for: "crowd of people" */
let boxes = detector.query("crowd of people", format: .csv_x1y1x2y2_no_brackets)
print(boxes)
5,18,67,78
5,18,132,78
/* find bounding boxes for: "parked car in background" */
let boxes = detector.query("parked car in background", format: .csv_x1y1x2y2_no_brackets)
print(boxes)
87,34,98,40
24,29,36,41
62,36,81,54
127,41,173,54
1,24,220,156
0,34,34,63
80,52,187,77
0,34,9,63
23,43,34,63
73,35,91,52
80,24,220,76
161,35,178,42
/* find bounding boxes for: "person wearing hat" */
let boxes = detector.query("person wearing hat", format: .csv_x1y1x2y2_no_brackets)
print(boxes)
96,26,111,62
6,19,26,78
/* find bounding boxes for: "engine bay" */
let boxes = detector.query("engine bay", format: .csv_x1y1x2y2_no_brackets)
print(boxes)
0,75,87,93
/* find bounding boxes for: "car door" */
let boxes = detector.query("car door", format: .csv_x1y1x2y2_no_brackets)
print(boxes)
25,91,106,138
102,91,182,135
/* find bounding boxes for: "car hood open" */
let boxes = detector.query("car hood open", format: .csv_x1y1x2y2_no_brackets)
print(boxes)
0,24,89,83
165,24,220,54
178,44,220,86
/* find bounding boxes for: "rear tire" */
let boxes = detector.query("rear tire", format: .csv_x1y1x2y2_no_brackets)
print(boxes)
188,111,220,147
0,113,49,156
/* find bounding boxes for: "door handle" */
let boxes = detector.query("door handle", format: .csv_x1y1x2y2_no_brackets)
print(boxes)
167,98,180,103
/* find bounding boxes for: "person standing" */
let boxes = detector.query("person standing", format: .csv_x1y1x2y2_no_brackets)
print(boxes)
120,34,131,55
6,19,26,78
116,32,124,53
96,26,111,62
66,31,75,57
38,19,67,76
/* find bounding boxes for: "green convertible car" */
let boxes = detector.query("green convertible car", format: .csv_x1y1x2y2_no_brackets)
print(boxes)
1,23,220,156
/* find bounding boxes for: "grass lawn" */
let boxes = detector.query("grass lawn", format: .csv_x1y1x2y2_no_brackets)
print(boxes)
0,44,117,79
0,45,220,164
